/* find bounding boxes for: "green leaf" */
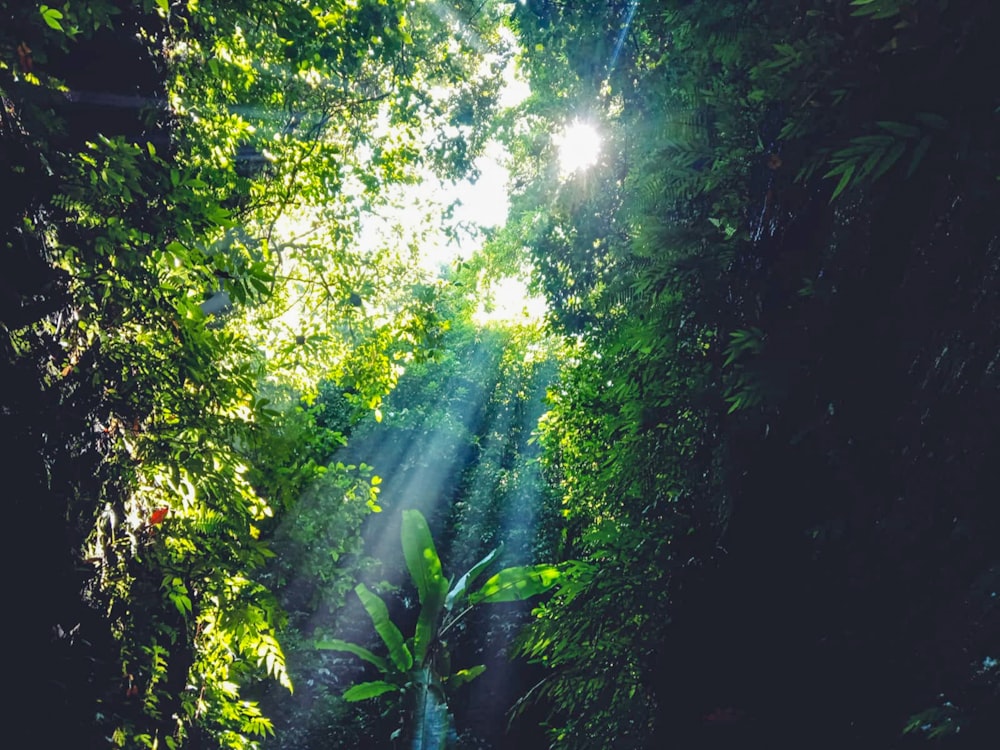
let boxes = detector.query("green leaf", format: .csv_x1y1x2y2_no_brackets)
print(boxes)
446,665,486,688
877,120,920,139
401,509,445,603
354,583,413,672
828,162,856,202
315,638,390,674
907,135,932,178
445,545,502,612
401,509,449,664
40,5,64,31
468,564,562,604
872,139,907,180
857,144,886,181
413,587,447,666
343,680,400,702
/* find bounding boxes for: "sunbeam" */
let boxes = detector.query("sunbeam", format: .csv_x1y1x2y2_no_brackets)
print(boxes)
454,347,555,739
608,0,641,77
260,318,559,746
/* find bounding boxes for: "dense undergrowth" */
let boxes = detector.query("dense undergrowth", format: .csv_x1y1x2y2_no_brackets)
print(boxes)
505,1,1000,747
3,1,507,747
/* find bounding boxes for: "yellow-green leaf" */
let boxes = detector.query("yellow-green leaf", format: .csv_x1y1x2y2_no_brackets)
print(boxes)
468,565,562,604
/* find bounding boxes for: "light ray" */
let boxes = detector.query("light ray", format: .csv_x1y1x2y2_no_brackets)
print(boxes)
608,0,641,77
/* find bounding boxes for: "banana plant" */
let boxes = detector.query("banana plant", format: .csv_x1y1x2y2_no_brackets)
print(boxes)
317,508,562,750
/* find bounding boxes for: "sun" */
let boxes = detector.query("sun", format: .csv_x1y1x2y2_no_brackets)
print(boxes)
555,120,602,177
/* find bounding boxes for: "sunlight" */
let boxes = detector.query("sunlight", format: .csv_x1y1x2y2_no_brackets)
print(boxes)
555,120,602,177
473,276,546,326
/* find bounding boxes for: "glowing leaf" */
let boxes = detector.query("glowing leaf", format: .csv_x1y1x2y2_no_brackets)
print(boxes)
468,564,562,604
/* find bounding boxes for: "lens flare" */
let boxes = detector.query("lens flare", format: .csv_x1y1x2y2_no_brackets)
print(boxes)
555,120,602,177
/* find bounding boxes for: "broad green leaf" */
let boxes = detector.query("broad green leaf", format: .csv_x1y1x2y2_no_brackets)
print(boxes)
401,509,449,664
315,638,389,674
343,680,399,702
445,545,502,612
401,509,445,604
413,583,447,666
354,583,413,672
468,564,562,604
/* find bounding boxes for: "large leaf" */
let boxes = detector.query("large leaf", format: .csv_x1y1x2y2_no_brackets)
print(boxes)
343,680,400,702
315,638,389,674
468,564,562,604
444,545,502,613
401,509,446,604
355,583,413,673
401,509,449,664
413,582,448,666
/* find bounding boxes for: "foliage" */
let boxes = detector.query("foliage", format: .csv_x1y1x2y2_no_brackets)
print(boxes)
255,296,561,749
7,1,1000,749
3,0,517,748
502,0,1000,747
498,1,762,741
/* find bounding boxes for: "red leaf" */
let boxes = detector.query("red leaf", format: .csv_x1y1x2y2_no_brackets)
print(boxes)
149,507,169,525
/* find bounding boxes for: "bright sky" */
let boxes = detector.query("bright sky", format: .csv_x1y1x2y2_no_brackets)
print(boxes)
358,41,545,325
359,27,600,326
442,142,548,326
421,39,529,273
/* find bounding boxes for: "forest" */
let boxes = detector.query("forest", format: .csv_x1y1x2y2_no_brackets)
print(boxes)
3,1,998,748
